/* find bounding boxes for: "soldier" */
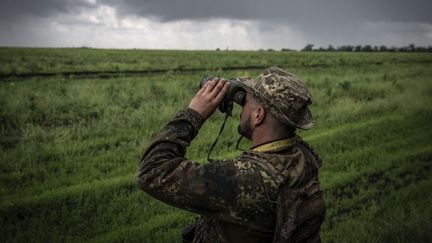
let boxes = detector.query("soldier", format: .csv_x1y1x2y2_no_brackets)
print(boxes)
136,66,325,243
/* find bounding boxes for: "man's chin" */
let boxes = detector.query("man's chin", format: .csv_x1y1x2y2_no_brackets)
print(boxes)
237,125,252,140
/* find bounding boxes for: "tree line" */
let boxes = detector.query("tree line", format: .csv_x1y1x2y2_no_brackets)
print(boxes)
300,44,432,52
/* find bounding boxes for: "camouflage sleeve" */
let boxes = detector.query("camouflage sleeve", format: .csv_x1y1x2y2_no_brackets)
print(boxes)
136,108,238,215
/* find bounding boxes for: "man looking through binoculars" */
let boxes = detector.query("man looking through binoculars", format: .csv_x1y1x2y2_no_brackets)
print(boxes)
136,66,325,243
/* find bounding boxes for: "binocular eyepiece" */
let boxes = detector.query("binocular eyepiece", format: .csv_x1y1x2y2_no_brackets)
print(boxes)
199,76,246,116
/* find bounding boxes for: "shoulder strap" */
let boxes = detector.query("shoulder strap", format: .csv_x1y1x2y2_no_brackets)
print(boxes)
239,151,285,185
295,137,322,171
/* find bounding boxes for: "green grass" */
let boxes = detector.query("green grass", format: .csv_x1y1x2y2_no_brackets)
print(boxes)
1,48,431,242
1,47,431,76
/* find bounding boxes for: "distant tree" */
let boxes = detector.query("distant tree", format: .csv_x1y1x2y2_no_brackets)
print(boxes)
379,45,388,52
362,45,373,52
354,45,362,52
302,44,314,51
216,48,221,51
415,46,427,52
327,45,335,51
388,46,397,52
399,46,409,52
338,45,354,52
281,48,295,52
296,44,431,52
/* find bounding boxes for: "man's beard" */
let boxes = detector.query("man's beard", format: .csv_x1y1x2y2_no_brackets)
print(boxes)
238,117,253,140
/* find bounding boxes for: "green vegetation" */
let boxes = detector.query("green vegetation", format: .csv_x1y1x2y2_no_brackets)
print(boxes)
1,48,431,242
1,47,431,76
301,43,432,52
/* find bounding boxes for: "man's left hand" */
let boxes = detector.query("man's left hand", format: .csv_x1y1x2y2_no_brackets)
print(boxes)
188,78,230,120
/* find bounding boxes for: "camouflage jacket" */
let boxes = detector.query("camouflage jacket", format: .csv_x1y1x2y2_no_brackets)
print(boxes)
136,108,323,243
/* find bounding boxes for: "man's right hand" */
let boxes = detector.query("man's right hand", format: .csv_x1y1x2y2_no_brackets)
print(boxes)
188,78,230,120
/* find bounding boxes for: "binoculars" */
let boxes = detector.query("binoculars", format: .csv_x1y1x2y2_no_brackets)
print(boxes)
199,76,246,116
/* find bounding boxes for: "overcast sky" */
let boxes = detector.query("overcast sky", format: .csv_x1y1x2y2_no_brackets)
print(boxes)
0,0,431,50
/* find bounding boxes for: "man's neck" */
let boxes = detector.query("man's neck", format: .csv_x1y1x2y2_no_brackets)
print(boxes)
251,128,292,147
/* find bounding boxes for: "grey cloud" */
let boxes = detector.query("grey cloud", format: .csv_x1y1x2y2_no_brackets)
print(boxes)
0,0,96,21
2,0,431,28
102,0,432,24
0,0,430,49
99,0,432,47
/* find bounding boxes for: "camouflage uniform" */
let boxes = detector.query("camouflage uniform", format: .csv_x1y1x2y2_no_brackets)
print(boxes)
136,67,325,242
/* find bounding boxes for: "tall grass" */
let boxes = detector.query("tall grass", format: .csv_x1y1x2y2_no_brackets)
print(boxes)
1,49,431,242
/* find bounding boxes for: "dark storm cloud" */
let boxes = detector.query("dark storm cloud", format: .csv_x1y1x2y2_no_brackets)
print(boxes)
0,0,95,21
0,0,430,49
102,0,432,24
1,0,431,27
97,0,432,48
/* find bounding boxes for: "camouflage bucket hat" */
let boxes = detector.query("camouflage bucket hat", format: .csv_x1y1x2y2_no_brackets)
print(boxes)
237,66,313,130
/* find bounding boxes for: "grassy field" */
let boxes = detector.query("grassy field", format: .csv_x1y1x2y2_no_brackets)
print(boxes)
0,48,431,242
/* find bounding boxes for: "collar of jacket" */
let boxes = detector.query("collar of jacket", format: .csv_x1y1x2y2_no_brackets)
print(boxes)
252,137,296,153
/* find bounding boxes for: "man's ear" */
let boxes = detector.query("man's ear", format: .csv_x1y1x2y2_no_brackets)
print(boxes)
253,106,266,127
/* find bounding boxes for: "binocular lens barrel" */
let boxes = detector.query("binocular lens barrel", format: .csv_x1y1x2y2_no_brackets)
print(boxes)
199,77,246,107
232,89,246,106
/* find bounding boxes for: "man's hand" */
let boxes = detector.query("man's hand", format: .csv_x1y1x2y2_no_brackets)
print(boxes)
188,78,230,120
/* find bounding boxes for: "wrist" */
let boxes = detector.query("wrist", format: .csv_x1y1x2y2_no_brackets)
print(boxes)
187,104,211,120
184,108,206,130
